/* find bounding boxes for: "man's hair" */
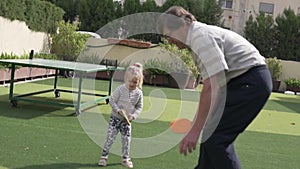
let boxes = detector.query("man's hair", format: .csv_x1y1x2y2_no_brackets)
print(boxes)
157,6,196,34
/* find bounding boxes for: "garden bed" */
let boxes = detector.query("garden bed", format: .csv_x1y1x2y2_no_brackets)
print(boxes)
0,68,55,84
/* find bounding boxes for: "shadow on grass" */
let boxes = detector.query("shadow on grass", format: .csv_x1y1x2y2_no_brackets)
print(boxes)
276,96,300,102
264,96,300,114
0,94,76,119
236,130,300,169
274,100,300,114
14,162,118,169
29,77,74,88
142,85,200,102
30,78,200,102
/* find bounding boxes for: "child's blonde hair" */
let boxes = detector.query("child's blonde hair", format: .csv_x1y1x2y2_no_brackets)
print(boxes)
124,62,144,89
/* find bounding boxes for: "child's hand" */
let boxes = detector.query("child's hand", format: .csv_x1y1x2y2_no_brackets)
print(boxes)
128,114,135,121
117,109,124,115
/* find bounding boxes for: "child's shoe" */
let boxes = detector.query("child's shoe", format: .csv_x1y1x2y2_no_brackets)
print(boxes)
98,157,107,167
122,159,133,168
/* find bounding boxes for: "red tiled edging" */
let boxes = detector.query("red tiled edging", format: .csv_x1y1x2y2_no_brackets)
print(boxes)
107,38,152,49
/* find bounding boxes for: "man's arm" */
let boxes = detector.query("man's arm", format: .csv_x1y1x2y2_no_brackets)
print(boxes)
179,73,221,155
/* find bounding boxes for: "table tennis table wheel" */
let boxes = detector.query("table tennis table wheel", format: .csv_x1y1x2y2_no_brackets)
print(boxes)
11,100,18,107
75,109,81,116
55,90,60,98
106,99,109,104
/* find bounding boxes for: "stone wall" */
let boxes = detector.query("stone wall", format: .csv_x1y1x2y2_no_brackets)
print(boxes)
0,16,50,56
279,60,300,91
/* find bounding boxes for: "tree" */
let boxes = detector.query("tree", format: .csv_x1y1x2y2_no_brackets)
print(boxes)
93,1,108,31
77,0,118,32
161,0,189,12
114,1,123,19
161,0,223,26
275,8,300,61
77,0,103,31
244,7,300,61
123,0,142,15
188,0,204,21
195,0,223,25
104,0,117,23
77,0,91,31
95,1,125,39
44,0,78,23
244,13,276,58
141,0,159,12
0,0,64,34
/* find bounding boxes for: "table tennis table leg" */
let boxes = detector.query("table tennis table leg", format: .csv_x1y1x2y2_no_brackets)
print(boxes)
75,73,83,115
106,70,115,104
9,64,17,107
53,69,62,97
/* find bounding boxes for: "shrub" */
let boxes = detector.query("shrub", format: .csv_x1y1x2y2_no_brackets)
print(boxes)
284,78,300,87
0,0,64,33
51,21,90,61
159,39,199,79
143,58,172,75
0,52,58,69
266,57,282,80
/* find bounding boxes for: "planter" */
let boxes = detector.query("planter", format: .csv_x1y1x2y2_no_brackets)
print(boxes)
0,68,55,84
286,86,300,95
284,78,300,95
0,69,11,83
144,74,169,86
30,68,47,78
85,72,98,79
15,67,30,80
46,69,56,77
113,70,126,82
85,71,115,80
143,74,151,84
168,72,189,89
96,71,111,80
272,79,281,92
186,76,197,89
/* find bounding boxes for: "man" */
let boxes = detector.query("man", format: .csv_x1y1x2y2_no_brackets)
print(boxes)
157,6,272,169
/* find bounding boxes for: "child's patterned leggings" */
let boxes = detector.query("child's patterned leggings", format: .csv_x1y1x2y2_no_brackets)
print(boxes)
101,115,131,159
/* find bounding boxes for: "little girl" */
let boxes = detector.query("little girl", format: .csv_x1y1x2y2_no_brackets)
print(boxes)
98,63,144,168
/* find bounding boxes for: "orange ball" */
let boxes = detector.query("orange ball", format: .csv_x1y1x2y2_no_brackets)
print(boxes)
170,118,192,134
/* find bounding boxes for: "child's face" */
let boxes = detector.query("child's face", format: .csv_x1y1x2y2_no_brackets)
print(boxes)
127,77,139,90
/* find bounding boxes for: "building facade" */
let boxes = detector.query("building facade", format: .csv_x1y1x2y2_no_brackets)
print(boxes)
113,0,166,6
221,0,300,34
115,0,300,34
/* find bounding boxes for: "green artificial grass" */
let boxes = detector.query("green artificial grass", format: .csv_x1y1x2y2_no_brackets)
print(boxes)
0,78,299,169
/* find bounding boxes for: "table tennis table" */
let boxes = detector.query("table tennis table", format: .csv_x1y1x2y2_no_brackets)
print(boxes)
0,59,123,115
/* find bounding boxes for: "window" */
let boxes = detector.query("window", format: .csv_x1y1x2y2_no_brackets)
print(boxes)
259,2,274,15
221,0,233,9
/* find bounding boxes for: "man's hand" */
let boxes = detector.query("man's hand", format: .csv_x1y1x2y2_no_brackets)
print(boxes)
179,128,200,156
179,77,215,155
